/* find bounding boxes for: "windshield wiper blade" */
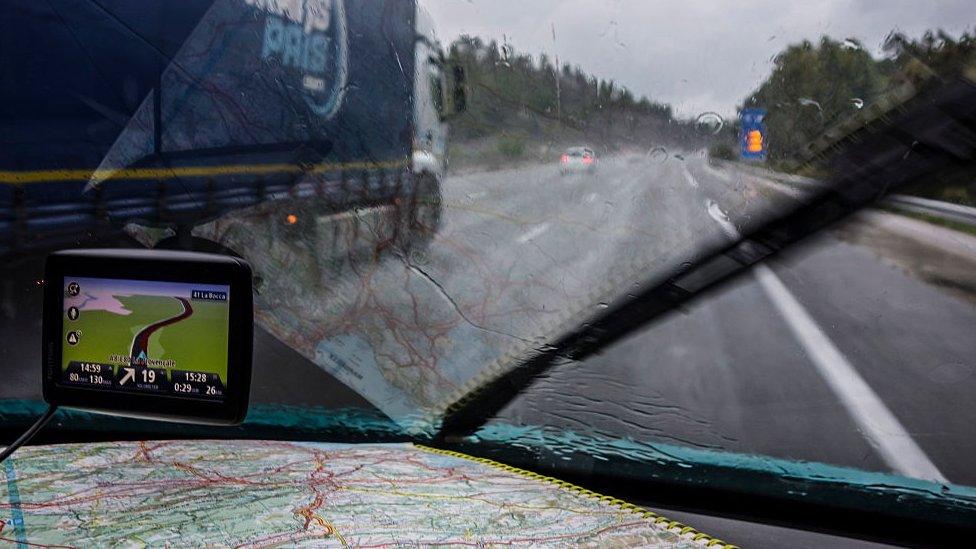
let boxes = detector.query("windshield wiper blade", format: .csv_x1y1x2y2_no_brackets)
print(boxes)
436,73,976,439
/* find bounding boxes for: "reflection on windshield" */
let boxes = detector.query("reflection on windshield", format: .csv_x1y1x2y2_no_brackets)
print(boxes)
1,0,975,516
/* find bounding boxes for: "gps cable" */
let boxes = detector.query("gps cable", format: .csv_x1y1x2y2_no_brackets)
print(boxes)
0,404,58,464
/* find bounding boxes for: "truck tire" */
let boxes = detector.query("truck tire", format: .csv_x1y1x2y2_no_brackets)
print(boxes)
401,171,442,252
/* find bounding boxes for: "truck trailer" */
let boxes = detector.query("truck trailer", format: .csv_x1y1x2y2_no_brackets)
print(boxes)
0,0,464,256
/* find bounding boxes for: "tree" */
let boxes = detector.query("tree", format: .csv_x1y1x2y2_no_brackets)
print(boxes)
444,34,696,150
743,37,888,161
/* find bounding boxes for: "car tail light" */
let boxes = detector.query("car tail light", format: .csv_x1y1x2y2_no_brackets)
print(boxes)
561,154,569,163
582,156,593,165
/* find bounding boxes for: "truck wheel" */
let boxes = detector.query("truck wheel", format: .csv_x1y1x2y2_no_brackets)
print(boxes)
400,171,442,252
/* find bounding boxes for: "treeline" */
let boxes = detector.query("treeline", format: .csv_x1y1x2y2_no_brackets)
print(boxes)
742,29,976,163
445,36,705,164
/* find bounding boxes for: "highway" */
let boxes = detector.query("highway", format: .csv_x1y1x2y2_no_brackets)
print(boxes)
129,297,193,363
397,153,976,486
490,156,976,486
1,152,974,488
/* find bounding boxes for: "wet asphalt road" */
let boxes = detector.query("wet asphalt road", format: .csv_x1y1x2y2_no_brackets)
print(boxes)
431,154,976,486
2,152,974,487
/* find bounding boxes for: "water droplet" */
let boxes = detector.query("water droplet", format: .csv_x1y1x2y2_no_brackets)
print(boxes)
841,38,862,50
695,112,724,135
798,98,822,110
798,98,824,119
409,248,429,266
596,302,609,309
647,147,668,163
851,98,864,109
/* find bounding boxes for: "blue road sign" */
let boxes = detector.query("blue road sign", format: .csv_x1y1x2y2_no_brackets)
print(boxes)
740,108,767,161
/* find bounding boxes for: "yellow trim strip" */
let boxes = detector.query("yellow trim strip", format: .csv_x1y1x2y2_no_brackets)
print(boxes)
0,160,408,185
413,444,738,548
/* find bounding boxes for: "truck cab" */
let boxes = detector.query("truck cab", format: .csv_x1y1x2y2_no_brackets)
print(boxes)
413,8,463,179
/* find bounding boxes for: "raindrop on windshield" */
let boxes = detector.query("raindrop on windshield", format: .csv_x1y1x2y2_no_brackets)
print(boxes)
647,147,668,163
695,112,724,135
798,97,824,119
851,97,865,109
409,248,429,266
798,97,822,110
841,37,862,50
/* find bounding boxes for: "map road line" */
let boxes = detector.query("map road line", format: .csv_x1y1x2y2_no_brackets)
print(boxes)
128,297,193,363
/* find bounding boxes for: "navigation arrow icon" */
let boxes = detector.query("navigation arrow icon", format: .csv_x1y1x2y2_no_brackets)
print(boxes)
120,368,135,386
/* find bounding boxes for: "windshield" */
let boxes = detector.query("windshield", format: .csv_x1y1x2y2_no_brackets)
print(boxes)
2,0,975,531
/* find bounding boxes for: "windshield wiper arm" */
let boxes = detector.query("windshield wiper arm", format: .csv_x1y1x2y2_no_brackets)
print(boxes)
436,73,976,439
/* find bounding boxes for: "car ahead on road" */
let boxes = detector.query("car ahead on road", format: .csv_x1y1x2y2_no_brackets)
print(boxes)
559,147,597,175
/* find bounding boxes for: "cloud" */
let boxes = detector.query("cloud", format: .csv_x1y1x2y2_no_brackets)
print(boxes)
422,0,972,117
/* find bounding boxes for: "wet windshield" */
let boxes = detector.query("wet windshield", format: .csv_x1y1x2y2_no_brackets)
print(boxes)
2,0,975,521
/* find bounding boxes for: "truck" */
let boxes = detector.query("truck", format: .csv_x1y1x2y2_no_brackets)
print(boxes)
0,0,464,257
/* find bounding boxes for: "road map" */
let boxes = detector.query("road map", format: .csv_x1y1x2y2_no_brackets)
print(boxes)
0,440,718,547
61,277,230,392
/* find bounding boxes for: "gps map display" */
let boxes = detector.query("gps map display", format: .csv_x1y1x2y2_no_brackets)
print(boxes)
60,277,230,401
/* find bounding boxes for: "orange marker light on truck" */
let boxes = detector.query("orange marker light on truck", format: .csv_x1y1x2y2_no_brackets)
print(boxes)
286,214,298,225
747,130,764,153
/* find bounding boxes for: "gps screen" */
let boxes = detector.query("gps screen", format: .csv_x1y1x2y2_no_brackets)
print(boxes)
60,276,230,401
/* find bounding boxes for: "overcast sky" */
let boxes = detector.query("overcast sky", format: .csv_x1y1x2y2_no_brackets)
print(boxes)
422,0,973,118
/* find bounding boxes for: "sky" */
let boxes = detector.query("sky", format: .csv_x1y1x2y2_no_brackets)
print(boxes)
65,277,229,315
422,0,973,118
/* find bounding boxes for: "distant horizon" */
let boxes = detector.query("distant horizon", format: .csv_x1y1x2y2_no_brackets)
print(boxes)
422,0,973,118
64,277,229,315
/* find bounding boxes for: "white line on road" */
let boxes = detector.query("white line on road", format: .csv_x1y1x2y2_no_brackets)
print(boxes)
317,204,393,223
516,222,550,244
691,170,947,482
754,264,947,482
681,167,699,189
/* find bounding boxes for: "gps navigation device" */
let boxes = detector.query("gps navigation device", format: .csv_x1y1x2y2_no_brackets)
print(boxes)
42,249,253,425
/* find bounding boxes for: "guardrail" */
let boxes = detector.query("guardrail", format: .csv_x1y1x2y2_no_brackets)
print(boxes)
741,169,976,228
883,194,976,226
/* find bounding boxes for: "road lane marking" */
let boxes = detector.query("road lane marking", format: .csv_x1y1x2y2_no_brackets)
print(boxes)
681,167,699,189
516,222,550,244
691,170,948,482
317,204,393,223
753,264,946,482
